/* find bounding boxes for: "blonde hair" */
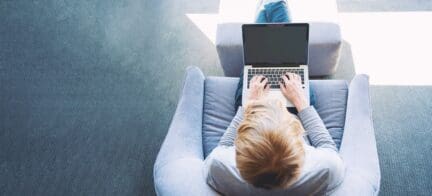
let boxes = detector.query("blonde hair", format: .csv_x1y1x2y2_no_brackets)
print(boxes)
235,98,305,189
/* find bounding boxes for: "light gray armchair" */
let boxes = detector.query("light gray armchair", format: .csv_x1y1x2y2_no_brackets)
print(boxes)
154,66,380,195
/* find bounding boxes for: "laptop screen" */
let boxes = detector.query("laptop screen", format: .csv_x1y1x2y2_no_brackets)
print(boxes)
242,23,309,66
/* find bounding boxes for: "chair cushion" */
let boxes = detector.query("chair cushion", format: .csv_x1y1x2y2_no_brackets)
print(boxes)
202,77,348,157
202,77,239,157
311,80,348,148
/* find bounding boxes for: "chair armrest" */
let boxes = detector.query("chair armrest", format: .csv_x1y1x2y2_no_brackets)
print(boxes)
154,66,217,195
336,74,381,195
154,158,218,195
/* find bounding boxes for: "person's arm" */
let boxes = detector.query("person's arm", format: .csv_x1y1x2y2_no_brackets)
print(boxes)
280,73,336,151
218,107,244,146
218,75,269,146
298,106,337,151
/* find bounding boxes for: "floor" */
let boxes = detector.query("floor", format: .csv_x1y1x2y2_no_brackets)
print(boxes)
1,0,431,195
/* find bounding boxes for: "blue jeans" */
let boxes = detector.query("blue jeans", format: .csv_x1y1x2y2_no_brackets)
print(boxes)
234,1,315,113
255,1,292,23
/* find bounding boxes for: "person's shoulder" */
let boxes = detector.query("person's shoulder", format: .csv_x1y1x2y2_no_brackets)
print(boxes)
204,146,249,194
206,146,236,165
204,146,238,181
303,146,346,192
304,146,344,172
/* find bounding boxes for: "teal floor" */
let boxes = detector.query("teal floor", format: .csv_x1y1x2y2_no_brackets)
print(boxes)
1,0,431,195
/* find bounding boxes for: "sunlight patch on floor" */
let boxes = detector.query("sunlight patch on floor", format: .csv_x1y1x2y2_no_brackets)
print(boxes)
186,14,219,44
338,12,432,85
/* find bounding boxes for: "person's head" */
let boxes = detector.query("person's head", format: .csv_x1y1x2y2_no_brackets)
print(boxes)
235,98,305,189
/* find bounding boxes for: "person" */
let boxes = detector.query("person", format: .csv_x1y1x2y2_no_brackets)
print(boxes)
203,0,345,195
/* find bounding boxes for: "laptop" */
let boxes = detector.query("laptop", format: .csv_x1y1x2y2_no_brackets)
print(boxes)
241,23,310,107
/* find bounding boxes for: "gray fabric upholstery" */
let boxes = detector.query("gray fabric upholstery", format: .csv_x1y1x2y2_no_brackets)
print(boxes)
153,67,218,195
215,23,244,77
332,75,381,196
308,22,342,76
202,77,348,157
216,22,342,77
311,80,348,149
153,67,380,196
202,77,239,157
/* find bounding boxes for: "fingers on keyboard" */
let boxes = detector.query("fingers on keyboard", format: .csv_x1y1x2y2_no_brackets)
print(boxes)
248,69,305,88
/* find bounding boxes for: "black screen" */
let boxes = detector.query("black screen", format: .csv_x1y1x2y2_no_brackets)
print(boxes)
242,24,309,65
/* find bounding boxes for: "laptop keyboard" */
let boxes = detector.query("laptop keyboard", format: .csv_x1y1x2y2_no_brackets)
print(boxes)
247,68,305,89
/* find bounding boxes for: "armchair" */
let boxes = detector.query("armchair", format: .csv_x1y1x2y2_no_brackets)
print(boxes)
153,66,381,195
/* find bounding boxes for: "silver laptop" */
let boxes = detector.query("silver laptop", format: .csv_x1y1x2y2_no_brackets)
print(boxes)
241,23,310,107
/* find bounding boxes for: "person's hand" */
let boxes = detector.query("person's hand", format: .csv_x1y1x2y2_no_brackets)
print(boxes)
248,75,270,101
279,72,308,112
